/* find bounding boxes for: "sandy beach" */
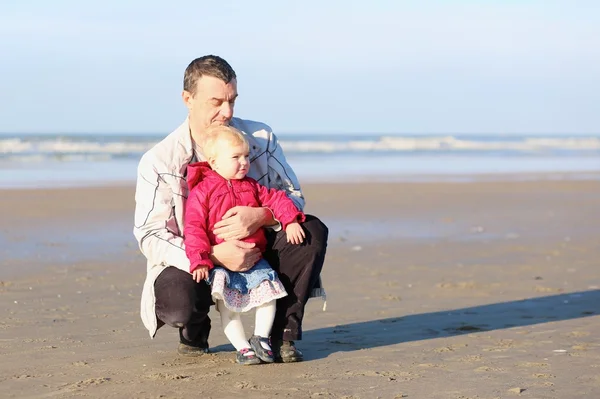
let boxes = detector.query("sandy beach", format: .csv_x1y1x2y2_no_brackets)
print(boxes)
1,180,599,398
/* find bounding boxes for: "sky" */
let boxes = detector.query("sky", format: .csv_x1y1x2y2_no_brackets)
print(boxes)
1,1,599,135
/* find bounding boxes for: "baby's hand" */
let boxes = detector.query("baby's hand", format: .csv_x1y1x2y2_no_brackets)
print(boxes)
286,222,305,245
192,266,209,283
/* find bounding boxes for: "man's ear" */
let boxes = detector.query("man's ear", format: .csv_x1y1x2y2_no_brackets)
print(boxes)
182,90,194,109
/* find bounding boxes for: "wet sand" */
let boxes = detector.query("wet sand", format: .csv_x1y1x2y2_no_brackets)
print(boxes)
1,180,599,398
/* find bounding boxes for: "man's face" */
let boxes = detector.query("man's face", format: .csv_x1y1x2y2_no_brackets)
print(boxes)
183,75,238,132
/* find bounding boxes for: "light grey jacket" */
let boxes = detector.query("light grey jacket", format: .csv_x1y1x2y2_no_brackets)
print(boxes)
133,117,324,338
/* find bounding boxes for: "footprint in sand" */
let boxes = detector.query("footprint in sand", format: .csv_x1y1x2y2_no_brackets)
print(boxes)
533,373,556,379
0,281,13,289
234,381,260,390
436,281,479,289
567,331,591,338
433,343,468,353
146,373,190,381
344,370,420,381
534,285,563,293
381,294,401,301
517,362,549,368
310,392,334,398
417,363,446,369
71,361,89,367
475,366,504,372
65,377,111,389
456,355,482,362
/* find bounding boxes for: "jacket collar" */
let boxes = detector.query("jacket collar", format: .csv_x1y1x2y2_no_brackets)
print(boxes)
175,117,194,163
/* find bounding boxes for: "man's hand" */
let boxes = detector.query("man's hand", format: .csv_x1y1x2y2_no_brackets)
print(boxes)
213,206,271,241
192,266,209,283
286,222,305,245
210,240,262,272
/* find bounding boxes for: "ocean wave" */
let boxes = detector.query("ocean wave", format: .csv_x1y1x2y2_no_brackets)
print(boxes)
1,135,599,160
280,136,600,152
0,137,156,156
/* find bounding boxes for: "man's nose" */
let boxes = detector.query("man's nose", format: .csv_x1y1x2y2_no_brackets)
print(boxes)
220,102,234,120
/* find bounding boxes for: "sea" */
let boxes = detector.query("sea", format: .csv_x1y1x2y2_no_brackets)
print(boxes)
1,132,599,189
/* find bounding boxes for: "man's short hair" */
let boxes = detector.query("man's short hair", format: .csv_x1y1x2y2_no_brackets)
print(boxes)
183,55,237,95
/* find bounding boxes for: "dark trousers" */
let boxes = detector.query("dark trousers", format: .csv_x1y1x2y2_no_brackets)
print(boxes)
154,214,328,345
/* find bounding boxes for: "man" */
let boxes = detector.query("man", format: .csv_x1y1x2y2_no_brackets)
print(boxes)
133,55,328,363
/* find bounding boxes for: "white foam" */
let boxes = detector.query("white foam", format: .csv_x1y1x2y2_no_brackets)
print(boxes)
0,138,156,157
281,136,600,153
1,135,599,159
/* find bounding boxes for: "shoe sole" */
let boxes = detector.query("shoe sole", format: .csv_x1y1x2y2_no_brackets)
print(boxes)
236,358,262,365
276,356,303,363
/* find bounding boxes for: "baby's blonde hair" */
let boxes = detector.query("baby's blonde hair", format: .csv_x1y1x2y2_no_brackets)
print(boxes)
202,125,249,160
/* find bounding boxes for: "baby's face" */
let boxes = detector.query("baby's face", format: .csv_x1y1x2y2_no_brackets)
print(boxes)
211,140,250,180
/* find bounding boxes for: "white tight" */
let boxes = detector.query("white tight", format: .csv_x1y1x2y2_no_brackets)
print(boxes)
216,299,276,352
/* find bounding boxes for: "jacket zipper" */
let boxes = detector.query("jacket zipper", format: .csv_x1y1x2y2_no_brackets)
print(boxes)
227,180,236,206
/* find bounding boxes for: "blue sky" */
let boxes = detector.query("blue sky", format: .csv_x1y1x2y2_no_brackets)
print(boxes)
1,1,599,134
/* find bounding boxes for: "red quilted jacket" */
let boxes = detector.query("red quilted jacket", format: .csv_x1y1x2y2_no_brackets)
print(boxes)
184,162,305,273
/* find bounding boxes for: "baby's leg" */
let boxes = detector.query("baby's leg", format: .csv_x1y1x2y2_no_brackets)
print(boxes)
217,300,250,351
253,300,276,350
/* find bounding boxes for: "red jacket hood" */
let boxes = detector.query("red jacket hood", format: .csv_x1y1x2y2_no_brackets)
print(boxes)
187,161,221,191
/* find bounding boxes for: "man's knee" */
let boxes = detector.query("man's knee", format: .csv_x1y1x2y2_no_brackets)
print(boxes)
155,288,196,327
303,215,329,245
162,308,194,328
154,267,209,328
157,295,211,328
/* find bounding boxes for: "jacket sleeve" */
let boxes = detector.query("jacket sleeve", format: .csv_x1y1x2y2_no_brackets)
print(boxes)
254,180,306,230
266,131,305,211
183,188,214,272
133,152,190,271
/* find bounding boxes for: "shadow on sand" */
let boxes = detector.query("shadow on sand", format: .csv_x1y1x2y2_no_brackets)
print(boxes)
299,289,599,360
209,290,599,360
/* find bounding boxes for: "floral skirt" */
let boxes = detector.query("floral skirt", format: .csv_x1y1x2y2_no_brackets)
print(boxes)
210,259,287,313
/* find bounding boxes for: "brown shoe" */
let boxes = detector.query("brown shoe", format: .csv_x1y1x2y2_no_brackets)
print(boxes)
177,343,209,357
273,340,303,363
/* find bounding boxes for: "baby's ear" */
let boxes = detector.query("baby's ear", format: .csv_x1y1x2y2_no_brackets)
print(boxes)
208,157,217,169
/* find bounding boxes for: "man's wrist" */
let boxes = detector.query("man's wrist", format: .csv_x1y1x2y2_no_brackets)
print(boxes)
262,207,276,226
261,207,282,231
